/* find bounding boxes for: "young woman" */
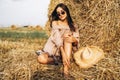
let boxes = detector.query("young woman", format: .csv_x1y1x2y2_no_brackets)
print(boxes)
36,3,79,76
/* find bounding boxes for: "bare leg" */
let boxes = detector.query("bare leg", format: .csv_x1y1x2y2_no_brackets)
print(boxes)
60,41,72,76
37,53,54,64
64,41,72,74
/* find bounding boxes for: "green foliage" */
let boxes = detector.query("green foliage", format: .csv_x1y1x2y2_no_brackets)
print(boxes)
0,30,48,40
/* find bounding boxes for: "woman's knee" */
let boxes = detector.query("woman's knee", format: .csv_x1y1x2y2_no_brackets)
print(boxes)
37,53,48,64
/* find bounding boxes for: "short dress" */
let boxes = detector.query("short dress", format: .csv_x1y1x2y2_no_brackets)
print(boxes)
43,24,79,56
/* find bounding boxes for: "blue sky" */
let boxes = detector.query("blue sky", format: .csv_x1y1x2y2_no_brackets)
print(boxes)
0,0,50,27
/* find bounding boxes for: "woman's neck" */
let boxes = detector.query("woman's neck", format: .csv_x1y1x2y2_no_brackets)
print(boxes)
58,19,68,26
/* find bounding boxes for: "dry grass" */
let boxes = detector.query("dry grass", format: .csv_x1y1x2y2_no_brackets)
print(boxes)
0,40,45,80
0,40,119,80
46,0,120,79
0,40,74,80
0,0,120,80
47,0,120,52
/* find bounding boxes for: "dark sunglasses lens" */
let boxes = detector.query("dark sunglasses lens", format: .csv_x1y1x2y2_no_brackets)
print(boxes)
61,11,65,15
57,11,65,16
57,13,60,16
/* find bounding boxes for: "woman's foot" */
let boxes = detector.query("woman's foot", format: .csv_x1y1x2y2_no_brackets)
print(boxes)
63,66,69,77
62,71,71,80
35,50,44,56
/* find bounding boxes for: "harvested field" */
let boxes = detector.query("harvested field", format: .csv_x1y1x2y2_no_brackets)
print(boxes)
0,0,120,80
0,40,120,80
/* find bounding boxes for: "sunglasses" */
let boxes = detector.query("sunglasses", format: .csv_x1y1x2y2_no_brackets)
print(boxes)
57,11,66,16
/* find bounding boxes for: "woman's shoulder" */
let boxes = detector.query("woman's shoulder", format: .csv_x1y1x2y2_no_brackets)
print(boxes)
52,21,59,27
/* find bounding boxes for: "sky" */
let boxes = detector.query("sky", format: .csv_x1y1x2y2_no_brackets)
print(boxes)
0,0,50,27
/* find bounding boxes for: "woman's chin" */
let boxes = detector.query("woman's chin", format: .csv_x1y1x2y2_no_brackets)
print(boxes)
60,18,66,21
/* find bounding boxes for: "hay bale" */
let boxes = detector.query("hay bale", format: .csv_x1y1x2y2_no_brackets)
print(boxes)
44,0,120,79
35,25,43,31
11,25,17,30
46,0,120,52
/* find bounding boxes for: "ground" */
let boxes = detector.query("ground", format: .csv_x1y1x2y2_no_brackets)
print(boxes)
0,28,120,80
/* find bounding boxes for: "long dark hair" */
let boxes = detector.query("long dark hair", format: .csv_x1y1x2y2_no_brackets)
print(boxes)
49,3,75,31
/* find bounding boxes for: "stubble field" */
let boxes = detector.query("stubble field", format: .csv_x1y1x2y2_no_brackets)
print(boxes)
0,27,120,80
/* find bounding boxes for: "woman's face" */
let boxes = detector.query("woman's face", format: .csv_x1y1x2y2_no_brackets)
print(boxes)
56,7,67,21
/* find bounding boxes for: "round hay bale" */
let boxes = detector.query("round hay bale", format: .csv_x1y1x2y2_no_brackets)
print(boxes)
74,46,105,68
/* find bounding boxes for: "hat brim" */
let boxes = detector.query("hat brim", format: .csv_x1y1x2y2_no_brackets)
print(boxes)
74,46,105,68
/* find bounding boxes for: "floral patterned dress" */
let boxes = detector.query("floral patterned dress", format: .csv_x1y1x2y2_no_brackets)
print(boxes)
43,24,79,56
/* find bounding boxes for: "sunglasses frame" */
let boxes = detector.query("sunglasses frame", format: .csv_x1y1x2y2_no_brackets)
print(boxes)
57,11,66,17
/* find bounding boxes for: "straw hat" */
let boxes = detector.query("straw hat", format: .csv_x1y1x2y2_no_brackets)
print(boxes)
73,46,105,68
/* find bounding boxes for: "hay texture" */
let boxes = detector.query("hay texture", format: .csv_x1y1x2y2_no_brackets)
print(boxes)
0,0,120,80
46,0,120,52
45,0,120,79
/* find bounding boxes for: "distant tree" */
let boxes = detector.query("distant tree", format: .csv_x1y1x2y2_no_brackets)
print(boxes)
23,25,29,28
